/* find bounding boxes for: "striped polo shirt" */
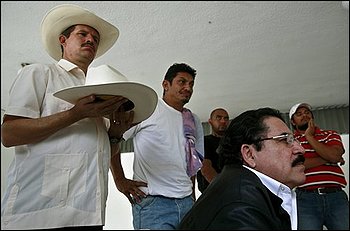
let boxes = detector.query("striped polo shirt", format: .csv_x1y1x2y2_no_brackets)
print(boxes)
294,127,347,190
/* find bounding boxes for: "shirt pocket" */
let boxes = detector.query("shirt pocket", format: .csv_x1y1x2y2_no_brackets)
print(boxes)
41,154,87,202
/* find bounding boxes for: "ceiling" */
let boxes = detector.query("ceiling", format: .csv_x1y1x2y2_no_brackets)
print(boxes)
1,1,349,122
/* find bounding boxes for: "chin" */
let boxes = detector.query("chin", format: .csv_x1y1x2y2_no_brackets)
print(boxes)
182,99,190,104
298,176,306,185
297,123,309,131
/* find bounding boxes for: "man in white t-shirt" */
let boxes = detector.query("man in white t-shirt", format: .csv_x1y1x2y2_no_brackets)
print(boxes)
111,63,204,230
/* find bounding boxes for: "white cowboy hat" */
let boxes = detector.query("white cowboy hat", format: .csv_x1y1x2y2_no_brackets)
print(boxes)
41,4,119,61
53,65,158,123
289,103,312,119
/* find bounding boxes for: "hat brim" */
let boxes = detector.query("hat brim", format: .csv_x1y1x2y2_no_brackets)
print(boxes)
53,82,158,123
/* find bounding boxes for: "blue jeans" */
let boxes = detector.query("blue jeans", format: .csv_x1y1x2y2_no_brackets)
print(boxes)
132,195,193,230
296,189,349,230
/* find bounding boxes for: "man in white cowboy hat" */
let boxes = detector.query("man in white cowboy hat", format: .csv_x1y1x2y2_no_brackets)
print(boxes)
110,63,205,230
289,103,348,230
1,4,134,230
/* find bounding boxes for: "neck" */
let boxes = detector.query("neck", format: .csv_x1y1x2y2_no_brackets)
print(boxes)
212,132,224,137
163,96,184,112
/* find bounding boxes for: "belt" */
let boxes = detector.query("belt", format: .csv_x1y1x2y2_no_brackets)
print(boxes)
298,187,342,195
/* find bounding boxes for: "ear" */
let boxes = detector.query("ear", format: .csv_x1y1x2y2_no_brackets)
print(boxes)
59,35,66,45
290,118,296,127
162,80,169,90
241,144,256,168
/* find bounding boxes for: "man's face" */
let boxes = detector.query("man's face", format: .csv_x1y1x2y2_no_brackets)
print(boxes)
252,117,306,189
60,24,100,63
209,110,230,136
163,72,194,105
292,107,313,131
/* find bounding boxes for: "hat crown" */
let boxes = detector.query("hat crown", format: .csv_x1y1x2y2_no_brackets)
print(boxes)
86,65,128,85
289,103,311,119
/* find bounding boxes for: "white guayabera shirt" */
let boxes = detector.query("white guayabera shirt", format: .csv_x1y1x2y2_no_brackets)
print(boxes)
1,59,111,229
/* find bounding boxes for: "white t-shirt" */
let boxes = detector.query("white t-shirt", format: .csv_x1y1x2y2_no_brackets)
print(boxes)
123,98,204,198
1,60,111,229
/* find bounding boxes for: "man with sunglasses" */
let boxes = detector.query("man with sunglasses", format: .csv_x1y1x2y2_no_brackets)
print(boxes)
289,103,348,230
179,107,306,230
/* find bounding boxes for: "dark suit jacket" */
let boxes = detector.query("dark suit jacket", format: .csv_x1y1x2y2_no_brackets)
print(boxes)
179,164,291,230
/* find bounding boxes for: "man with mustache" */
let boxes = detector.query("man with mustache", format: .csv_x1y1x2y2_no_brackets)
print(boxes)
179,107,306,230
1,4,132,230
289,103,349,230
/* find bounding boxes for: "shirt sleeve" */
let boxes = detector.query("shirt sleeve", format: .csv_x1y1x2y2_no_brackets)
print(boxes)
193,113,205,156
5,64,48,118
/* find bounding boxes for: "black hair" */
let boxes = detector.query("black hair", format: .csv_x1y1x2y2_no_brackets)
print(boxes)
217,107,285,168
163,63,196,82
59,25,76,55
162,63,196,96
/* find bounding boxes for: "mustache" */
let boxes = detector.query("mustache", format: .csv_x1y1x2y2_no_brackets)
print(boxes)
82,42,95,50
292,154,305,167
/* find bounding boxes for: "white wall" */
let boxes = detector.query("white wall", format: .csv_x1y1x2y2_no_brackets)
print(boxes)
104,152,134,230
1,135,349,230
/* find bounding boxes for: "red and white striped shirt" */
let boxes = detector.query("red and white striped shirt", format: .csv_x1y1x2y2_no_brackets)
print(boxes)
294,127,347,190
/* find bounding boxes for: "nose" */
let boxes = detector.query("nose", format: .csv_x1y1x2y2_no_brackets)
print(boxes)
183,83,193,92
85,34,97,45
301,113,310,119
86,35,93,43
293,141,305,154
